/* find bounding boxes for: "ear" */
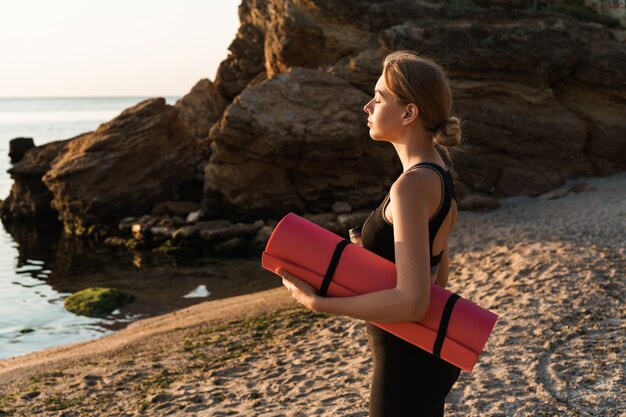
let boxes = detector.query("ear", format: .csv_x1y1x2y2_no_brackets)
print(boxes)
402,103,419,124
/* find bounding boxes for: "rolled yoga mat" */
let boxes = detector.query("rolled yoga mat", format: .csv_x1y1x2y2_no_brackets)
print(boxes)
261,212,498,372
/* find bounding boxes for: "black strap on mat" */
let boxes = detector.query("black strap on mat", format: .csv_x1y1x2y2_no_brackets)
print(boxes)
318,239,351,297
432,293,460,357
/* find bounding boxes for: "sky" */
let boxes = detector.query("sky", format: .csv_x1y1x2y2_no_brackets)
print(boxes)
0,0,241,97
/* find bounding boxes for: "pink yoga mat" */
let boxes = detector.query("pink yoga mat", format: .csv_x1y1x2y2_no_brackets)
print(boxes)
261,212,498,372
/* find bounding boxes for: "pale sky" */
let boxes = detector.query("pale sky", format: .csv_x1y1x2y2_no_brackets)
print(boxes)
0,0,241,97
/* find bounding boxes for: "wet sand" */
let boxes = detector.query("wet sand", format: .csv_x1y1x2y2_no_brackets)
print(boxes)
1,172,624,417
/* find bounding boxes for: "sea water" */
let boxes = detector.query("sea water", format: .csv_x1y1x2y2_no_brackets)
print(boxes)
0,96,180,359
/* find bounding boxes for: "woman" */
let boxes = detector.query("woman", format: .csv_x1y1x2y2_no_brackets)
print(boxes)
277,50,463,416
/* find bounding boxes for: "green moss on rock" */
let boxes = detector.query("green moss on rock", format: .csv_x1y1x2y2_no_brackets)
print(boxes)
64,287,134,318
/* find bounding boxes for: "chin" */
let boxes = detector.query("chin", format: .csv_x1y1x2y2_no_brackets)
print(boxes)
369,132,387,142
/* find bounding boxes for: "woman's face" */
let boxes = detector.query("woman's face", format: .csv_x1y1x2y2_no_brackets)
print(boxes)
363,75,407,142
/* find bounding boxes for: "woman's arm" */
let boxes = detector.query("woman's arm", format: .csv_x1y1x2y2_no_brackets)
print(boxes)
279,169,437,323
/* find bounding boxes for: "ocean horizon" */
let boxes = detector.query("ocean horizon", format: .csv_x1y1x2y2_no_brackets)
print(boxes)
0,95,181,199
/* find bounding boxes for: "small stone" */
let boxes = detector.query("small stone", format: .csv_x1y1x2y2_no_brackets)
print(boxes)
150,226,174,237
21,391,40,400
118,217,137,231
336,210,372,230
199,223,262,243
150,393,172,403
152,201,201,217
323,221,341,234
252,225,275,253
569,182,593,193
537,187,569,200
172,225,202,239
186,210,204,223
256,225,274,240
213,237,249,256
171,216,188,227
303,213,336,226
197,219,232,229
83,374,102,387
157,216,175,227
458,194,501,211
104,236,126,247
332,201,352,214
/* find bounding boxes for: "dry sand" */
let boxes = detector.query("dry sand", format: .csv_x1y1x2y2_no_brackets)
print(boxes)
0,172,624,417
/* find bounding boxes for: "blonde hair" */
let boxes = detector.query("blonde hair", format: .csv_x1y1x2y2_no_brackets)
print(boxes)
383,50,462,160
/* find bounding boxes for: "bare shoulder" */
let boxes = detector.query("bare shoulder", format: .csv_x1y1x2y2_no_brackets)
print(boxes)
390,167,441,214
391,167,441,198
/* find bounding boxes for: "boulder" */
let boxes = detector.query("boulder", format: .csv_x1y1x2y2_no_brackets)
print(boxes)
380,16,624,196
64,287,134,318
204,67,397,220
202,0,625,222
42,98,201,234
262,0,378,78
325,47,385,93
214,0,271,101
174,78,228,143
450,80,590,197
2,137,72,220
8,137,35,163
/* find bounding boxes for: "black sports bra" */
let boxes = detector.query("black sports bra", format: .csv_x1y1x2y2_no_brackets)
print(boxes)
360,162,457,276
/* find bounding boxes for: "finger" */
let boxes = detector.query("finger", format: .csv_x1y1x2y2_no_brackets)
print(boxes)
280,271,298,284
281,277,291,289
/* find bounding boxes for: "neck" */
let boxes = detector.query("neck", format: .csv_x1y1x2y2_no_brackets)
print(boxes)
390,124,444,172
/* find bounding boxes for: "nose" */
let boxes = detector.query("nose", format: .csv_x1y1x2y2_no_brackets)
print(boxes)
363,98,373,114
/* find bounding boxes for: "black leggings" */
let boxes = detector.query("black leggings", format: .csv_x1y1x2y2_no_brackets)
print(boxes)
367,322,461,417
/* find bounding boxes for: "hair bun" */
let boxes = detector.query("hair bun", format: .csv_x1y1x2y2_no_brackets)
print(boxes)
434,116,462,147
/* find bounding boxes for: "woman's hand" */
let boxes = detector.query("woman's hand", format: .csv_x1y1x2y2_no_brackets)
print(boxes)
276,268,322,312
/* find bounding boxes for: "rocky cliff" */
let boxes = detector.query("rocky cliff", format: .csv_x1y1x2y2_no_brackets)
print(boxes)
205,0,625,221
3,0,625,236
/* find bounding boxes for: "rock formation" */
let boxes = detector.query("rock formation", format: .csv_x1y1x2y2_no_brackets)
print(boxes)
3,0,625,246
41,98,200,235
203,0,625,217
174,78,227,143
205,67,397,220
2,137,72,220
8,137,35,164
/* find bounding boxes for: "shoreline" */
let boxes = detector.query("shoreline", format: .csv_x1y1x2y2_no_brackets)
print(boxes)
0,286,294,393
1,171,624,416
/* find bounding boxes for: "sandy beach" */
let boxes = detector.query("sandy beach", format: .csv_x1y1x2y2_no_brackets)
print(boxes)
0,172,624,417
